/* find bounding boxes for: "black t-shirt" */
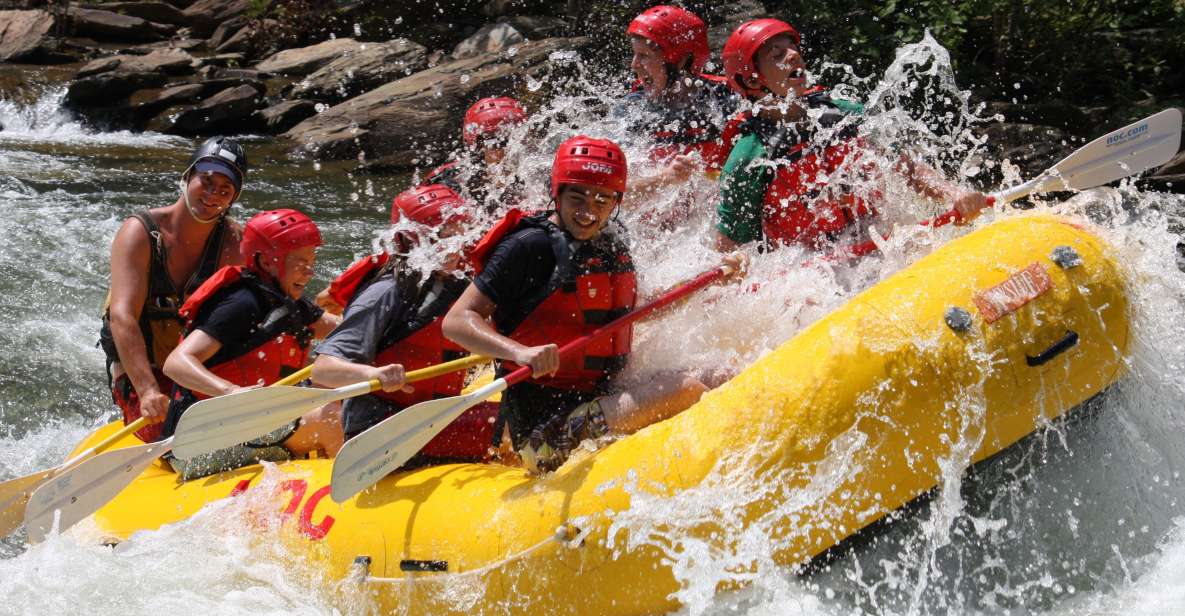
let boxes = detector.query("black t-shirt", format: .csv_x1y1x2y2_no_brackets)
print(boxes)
473,225,560,335
190,282,322,367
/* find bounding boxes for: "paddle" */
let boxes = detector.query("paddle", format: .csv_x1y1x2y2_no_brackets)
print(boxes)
170,354,489,460
22,365,310,543
847,107,1183,258
0,417,151,539
329,265,731,503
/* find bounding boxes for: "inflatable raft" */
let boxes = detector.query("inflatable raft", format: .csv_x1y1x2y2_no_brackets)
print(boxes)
64,214,1128,614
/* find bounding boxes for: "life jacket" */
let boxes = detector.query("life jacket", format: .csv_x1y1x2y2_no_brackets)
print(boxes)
471,211,637,391
329,255,469,407
635,75,737,174
98,212,228,372
328,254,495,459
175,266,312,400
752,88,879,250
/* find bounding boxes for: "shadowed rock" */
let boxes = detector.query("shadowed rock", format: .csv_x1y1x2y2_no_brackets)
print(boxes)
95,2,188,26
76,48,196,78
67,6,175,42
65,71,167,107
182,0,250,36
254,100,319,133
166,83,266,134
452,22,523,60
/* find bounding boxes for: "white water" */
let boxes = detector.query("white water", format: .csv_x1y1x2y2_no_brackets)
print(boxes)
2,34,1185,614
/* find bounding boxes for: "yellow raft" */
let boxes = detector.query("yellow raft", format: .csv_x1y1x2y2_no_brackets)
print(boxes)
68,214,1128,614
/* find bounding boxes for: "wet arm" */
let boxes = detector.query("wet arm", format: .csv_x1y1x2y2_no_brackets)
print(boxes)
162,331,235,397
442,284,526,363
107,220,163,399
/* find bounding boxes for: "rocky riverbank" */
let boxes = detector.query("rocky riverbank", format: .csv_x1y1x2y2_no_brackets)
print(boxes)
1,0,1181,186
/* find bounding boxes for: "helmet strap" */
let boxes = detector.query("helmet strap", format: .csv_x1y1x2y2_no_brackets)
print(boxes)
180,172,229,225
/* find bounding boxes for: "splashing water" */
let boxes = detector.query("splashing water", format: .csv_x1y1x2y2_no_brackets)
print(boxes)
1,32,1184,615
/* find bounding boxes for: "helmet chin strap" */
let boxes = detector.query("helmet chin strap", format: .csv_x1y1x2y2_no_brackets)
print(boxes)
180,175,229,225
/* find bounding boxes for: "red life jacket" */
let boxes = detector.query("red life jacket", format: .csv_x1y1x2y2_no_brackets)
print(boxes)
177,266,311,400
747,87,879,250
471,211,637,391
642,74,736,173
328,255,494,459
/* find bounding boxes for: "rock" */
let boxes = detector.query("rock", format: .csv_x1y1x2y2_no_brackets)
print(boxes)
499,15,567,39
68,6,175,43
215,19,278,56
452,22,523,60
207,15,247,50
96,2,188,26
981,122,1074,177
1157,150,1185,177
254,99,318,133
167,84,265,134
181,0,250,36
0,10,56,63
255,37,363,76
133,37,204,52
64,70,167,107
198,53,246,68
141,82,206,107
198,65,271,81
291,39,428,103
76,48,196,78
285,36,589,162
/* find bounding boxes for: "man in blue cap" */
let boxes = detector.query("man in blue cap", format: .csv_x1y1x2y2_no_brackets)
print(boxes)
98,137,249,442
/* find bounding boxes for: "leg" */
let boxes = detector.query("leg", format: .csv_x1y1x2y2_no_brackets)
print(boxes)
599,371,708,434
284,401,344,458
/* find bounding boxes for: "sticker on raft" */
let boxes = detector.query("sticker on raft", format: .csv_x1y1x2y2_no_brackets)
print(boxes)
973,263,1053,323
227,478,336,540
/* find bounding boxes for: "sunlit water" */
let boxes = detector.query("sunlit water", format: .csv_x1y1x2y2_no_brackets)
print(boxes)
2,34,1185,614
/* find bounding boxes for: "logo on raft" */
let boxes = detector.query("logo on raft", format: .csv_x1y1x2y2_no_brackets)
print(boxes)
1106,122,1148,147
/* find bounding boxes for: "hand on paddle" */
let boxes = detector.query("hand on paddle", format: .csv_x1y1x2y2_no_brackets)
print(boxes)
949,188,992,223
720,251,749,283
369,363,414,393
515,344,560,378
138,388,171,424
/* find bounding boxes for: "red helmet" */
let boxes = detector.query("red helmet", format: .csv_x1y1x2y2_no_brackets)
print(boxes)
241,209,322,274
462,97,527,146
391,184,469,227
722,18,801,97
550,136,628,200
626,5,709,74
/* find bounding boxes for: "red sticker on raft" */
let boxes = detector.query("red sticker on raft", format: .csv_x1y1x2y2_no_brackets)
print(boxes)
973,263,1053,323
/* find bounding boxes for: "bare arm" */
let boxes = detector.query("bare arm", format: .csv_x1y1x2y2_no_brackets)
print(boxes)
107,218,171,420
894,152,991,222
162,330,237,398
310,311,341,339
442,284,559,377
311,354,408,393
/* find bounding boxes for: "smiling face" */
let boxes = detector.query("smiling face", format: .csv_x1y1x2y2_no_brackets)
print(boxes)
556,183,620,241
272,245,317,300
751,33,808,98
629,35,670,99
184,171,236,220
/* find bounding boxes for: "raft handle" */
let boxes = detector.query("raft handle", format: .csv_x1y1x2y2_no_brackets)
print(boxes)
400,559,449,572
1026,330,1079,366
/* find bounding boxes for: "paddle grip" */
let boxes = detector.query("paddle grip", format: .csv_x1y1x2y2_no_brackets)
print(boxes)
502,267,726,387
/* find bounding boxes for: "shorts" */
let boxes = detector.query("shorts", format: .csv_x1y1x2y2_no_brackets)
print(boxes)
111,370,172,443
167,420,299,481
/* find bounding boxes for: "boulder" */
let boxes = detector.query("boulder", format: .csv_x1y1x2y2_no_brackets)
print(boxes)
207,15,247,50
290,39,428,103
64,70,167,107
67,6,175,42
167,83,265,134
254,99,318,133
76,48,196,78
181,0,250,36
285,36,589,162
140,82,206,107
95,2,188,26
499,15,567,39
215,19,278,56
0,10,56,63
452,22,523,60
255,37,363,76
133,37,204,52
197,66,271,81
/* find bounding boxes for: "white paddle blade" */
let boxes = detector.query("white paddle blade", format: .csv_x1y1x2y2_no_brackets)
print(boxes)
0,469,55,537
1037,107,1182,195
330,379,508,503
24,440,170,543
171,385,333,460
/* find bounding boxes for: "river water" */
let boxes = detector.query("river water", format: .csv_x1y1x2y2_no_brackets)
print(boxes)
2,35,1185,615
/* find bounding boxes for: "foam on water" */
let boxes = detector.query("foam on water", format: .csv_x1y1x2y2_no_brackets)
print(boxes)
2,33,1185,615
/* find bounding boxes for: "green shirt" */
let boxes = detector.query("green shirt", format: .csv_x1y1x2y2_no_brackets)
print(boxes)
714,96,866,246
